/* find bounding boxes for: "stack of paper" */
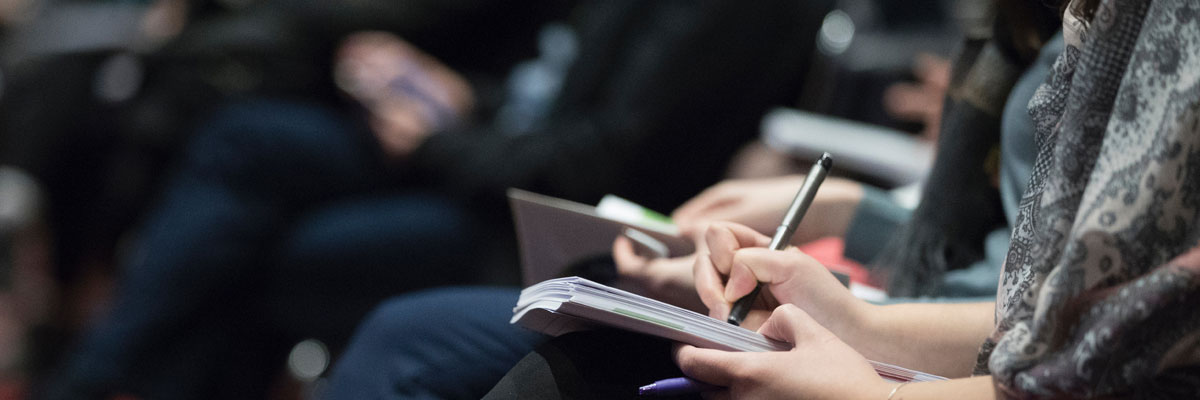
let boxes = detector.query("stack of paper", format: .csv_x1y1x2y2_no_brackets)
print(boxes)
512,277,945,383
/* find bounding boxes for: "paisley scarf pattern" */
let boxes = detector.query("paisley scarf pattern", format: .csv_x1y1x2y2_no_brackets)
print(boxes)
976,0,1200,397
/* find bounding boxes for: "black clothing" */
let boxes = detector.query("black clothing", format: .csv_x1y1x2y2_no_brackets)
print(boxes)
410,0,833,213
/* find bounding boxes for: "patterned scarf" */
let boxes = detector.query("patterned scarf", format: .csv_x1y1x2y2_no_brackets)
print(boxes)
977,0,1200,398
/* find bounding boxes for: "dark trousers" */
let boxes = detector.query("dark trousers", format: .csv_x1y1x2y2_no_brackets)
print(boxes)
325,287,543,400
40,99,487,399
324,287,694,400
483,330,695,400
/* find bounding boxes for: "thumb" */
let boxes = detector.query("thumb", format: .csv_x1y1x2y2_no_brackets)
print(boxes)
611,235,646,269
673,343,743,387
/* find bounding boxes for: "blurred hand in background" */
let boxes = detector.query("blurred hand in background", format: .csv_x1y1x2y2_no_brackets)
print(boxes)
882,53,950,141
335,31,475,159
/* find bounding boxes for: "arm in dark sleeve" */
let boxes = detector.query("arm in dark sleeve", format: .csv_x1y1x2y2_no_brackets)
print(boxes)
406,0,833,211
407,115,630,205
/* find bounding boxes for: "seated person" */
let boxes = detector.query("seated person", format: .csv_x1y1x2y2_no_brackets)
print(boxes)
483,0,1200,398
39,0,834,398
325,17,1056,397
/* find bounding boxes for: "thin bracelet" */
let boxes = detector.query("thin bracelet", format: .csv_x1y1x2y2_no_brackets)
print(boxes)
886,382,910,400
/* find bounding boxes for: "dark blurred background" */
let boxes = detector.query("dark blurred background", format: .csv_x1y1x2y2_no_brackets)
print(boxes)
0,0,972,398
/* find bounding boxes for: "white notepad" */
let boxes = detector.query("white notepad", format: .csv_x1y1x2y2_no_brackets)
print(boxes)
513,277,946,383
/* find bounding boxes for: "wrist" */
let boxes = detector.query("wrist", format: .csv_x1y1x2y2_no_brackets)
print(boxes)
831,299,884,359
845,376,900,400
800,180,864,241
882,381,909,400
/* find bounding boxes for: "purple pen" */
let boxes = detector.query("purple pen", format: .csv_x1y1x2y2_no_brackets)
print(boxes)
638,377,720,396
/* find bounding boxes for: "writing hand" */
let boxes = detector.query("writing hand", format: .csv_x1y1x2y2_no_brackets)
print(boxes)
694,222,866,333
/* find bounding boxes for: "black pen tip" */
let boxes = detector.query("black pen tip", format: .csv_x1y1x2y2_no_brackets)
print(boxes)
818,152,833,169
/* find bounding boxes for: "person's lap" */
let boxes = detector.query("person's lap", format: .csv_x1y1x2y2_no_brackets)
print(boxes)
481,330,694,400
41,98,492,399
265,192,492,346
325,287,544,400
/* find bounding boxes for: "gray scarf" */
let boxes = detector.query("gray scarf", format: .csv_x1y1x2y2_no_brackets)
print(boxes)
977,0,1200,398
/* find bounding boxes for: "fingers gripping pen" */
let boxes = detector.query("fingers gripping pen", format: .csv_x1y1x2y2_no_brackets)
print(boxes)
726,153,832,326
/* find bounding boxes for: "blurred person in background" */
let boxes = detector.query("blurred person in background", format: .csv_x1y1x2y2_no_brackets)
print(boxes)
36,0,835,398
0,0,560,396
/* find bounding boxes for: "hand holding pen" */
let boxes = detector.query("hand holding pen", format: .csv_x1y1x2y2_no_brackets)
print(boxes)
727,153,831,325
690,153,834,326
647,154,881,395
